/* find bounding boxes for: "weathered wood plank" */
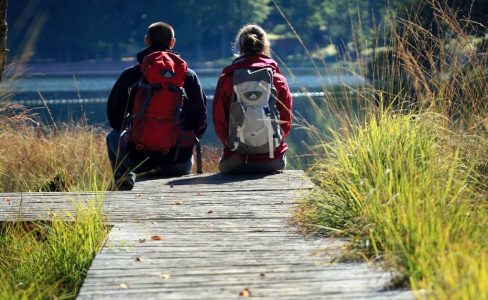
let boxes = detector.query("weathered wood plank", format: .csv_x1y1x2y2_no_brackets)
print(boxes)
77,171,410,299
0,185,313,223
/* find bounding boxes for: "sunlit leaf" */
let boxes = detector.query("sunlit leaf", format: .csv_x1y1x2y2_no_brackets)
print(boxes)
239,288,251,297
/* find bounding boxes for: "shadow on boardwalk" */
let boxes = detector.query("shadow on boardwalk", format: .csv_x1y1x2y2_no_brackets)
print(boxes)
166,173,270,186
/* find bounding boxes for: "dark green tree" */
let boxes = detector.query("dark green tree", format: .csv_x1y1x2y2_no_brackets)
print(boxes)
178,0,271,60
8,0,486,63
271,0,391,58
7,0,272,62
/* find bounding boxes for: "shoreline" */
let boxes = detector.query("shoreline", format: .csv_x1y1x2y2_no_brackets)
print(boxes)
5,60,224,77
5,60,333,77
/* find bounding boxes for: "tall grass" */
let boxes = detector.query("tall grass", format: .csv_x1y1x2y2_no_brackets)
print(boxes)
0,115,111,298
0,198,109,299
0,121,112,192
289,0,488,298
0,114,111,298
0,78,112,299
296,111,488,297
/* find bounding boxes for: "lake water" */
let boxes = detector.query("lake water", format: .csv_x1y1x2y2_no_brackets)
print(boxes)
4,68,365,151
9,68,364,100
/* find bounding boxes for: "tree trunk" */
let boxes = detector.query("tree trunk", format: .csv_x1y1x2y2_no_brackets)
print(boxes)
0,0,8,82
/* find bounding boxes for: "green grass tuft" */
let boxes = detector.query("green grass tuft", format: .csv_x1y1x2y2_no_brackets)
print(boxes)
296,111,488,298
0,198,109,299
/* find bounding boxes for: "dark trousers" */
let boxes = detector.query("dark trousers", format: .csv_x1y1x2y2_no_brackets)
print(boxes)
106,130,192,178
219,154,286,175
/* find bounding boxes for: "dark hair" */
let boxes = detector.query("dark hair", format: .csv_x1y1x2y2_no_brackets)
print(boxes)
146,22,174,48
234,24,270,56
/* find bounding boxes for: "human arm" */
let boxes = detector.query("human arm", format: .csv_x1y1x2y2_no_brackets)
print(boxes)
183,69,207,138
106,66,140,130
212,73,233,147
274,73,292,138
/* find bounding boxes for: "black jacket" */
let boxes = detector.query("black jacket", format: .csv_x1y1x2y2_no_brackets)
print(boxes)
107,46,207,137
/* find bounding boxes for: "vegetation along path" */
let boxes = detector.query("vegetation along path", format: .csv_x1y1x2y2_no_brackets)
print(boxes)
0,170,412,299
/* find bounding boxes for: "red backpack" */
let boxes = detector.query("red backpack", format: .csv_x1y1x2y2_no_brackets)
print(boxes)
127,51,196,158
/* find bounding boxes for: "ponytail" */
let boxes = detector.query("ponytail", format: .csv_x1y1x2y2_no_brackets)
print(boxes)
234,24,270,56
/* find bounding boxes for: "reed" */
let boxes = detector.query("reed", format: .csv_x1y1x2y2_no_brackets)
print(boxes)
0,120,112,192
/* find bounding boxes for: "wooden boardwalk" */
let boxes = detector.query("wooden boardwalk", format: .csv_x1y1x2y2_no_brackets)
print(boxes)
0,170,412,299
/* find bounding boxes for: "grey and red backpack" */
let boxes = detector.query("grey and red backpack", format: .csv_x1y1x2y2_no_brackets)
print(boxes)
228,67,283,158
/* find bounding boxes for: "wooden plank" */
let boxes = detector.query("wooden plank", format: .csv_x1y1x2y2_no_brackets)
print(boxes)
135,170,314,192
79,218,411,299
0,173,314,222
76,170,410,299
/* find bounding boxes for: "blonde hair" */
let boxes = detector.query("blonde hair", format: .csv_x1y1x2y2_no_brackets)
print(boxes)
234,24,270,56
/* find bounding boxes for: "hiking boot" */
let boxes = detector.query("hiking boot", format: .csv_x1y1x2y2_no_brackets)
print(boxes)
113,171,136,191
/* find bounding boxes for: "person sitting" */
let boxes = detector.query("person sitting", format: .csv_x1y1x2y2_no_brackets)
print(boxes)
106,22,207,190
213,24,292,174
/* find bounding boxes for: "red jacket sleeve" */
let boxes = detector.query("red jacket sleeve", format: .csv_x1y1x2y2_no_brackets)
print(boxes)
212,73,233,146
274,73,292,138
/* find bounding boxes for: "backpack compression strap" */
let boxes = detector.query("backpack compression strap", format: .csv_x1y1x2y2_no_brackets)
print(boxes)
172,86,188,163
135,82,162,119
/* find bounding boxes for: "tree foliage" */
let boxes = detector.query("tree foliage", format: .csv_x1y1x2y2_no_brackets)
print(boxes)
6,0,488,63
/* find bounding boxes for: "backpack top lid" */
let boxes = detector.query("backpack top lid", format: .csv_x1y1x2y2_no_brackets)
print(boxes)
233,68,273,107
141,51,187,86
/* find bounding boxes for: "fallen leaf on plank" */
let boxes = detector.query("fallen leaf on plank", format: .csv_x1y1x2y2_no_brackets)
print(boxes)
239,288,251,297
120,283,129,289
151,235,164,241
159,273,171,279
